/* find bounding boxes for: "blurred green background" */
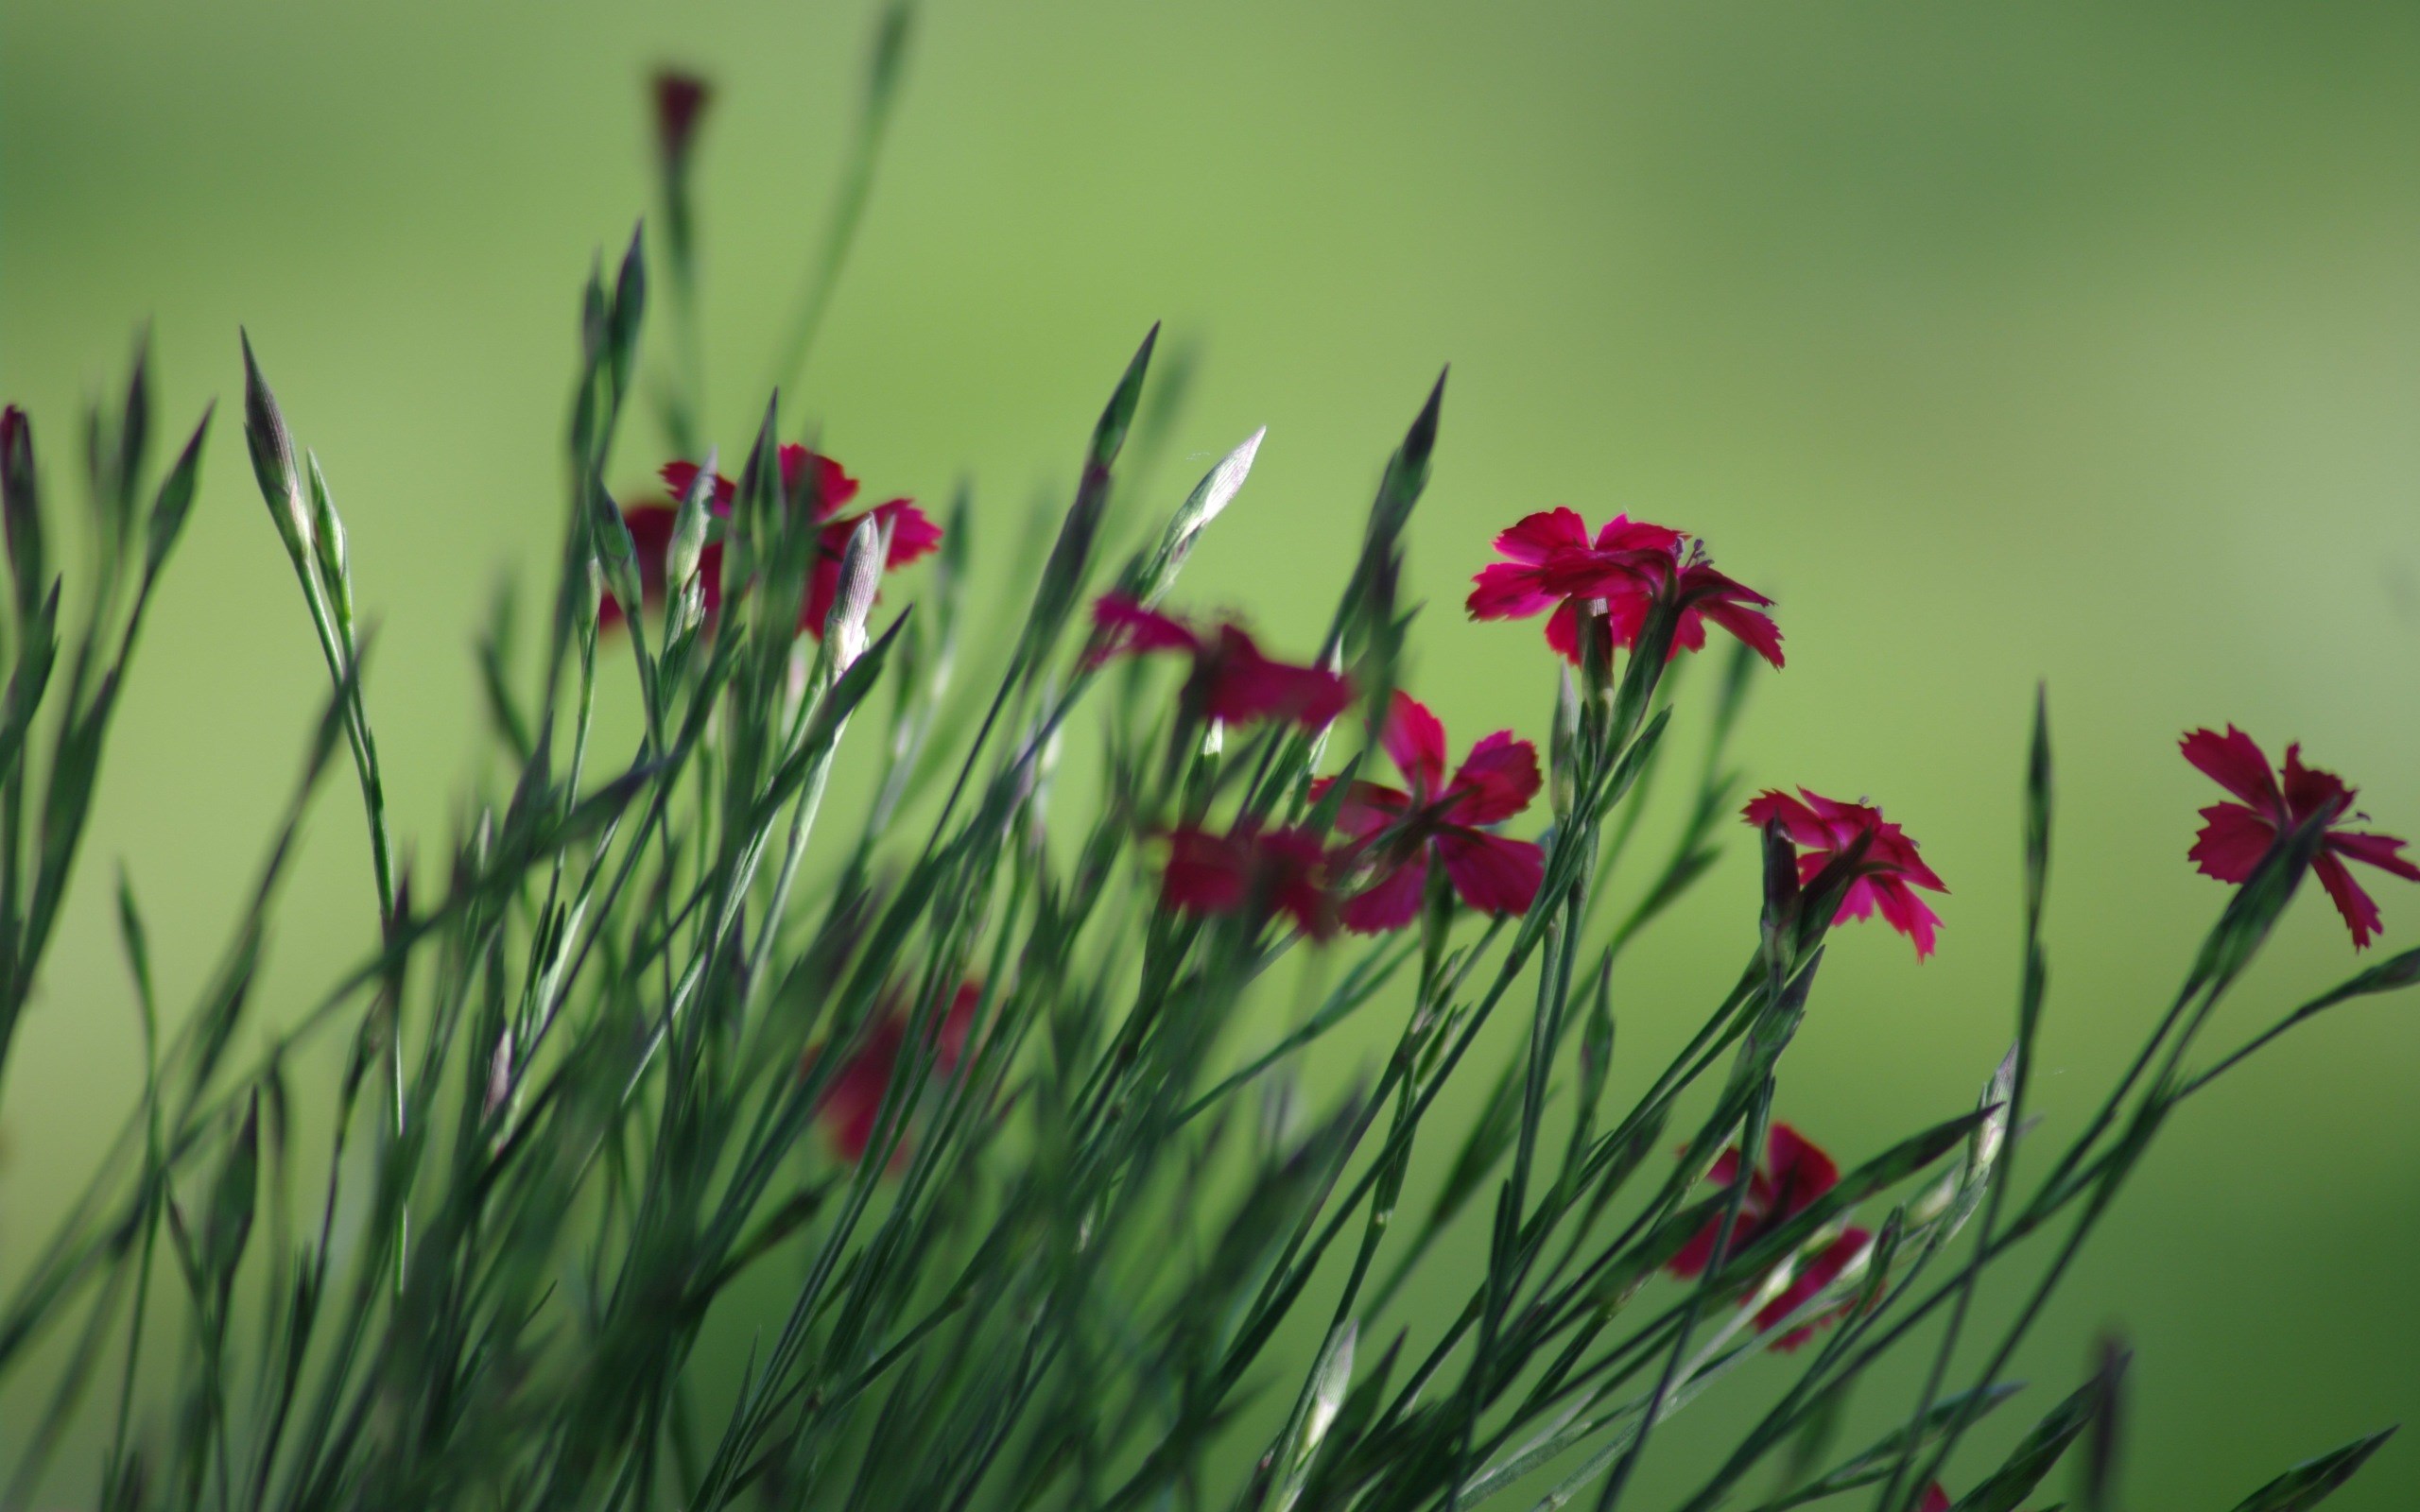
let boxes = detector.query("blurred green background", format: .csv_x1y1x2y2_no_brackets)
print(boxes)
7,0,2420,1503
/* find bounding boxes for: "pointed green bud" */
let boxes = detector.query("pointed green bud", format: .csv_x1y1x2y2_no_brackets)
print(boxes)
2,404,46,616
240,332,312,563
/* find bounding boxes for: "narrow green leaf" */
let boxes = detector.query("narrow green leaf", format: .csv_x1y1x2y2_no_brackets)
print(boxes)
2222,1428,2396,1512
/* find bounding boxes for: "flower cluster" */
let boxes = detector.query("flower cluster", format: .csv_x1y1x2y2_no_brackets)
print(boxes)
602,444,942,636
1466,507,1783,669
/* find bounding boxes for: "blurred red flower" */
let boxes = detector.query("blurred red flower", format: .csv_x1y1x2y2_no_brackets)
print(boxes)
601,445,940,637
1088,593,1353,730
1161,824,1342,941
1668,1123,1869,1351
1308,691,1545,933
807,981,981,1165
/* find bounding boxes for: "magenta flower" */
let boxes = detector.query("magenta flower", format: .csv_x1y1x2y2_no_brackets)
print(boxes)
1160,824,1342,941
1466,507,1783,669
1919,1485,1950,1512
2182,726,2419,950
601,445,941,636
804,982,981,1166
651,70,711,164
1306,691,1545,934
1665,1123,1870,1352
1743,788,1947,959
1088,593,1354,730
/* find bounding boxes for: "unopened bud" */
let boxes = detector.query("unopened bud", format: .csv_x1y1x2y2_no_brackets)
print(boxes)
824,515,884,669
667,445,717,596
239,332,313,562
306,452,352,624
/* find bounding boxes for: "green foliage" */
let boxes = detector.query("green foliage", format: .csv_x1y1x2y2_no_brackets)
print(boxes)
0,18,2408,1512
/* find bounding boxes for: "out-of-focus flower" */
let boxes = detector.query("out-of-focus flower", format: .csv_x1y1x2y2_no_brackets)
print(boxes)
1919,1484,1950,1512
806,981,981,1165
1308,691,1544,933
2182,725,2419,950
1161,823,1342,941
1667,1123,1869,1352
1744,787,1947,959
1466,507,1782,669
651,70,712,165
600,445,940,636
1088,593,1353,730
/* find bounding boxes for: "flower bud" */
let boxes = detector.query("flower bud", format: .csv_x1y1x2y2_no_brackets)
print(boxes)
824,515,885,671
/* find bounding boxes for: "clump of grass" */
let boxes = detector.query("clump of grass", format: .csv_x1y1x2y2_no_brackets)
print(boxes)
0,10,2411,1510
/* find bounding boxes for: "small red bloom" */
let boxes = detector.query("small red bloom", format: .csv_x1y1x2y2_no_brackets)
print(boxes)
600,445,941,637
652,70,711,164
1088,593,1354,730
1466,507,1782,670
807,981,981,1165
1307,691,1545,933
1743,788,1947,959
1919,1485,1950,1512
1161,824,1343,941
1667,1123,1840,1280
2182,726,2419,950
1668,1124,1869,1351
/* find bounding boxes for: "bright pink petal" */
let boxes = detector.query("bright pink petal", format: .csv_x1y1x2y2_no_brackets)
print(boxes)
2188,802,2274,884
660,459,736,510
1383,692,1449,798
2329,830,2420,883
1466,561,1560,621
1492,507,1593,563
1544,601,1584,663
1868,878,1943,960
777,444,860,520
1831,875,1882,924
1741,790,1828,849
1089,593,1201,667
1341,851,1430,935
1698,595,1785,669
1593,515,1685,555
1445,731,1542,826
2314,851,2385,950
1436,830,1544,917
2180,727,2280,812
863,498,942,566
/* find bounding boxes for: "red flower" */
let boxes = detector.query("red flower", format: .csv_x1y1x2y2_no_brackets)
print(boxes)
1667,1124,1869,1351
1088,593,1354,730
806,981,981,1165
1466,507,1782,670
1743,788,1947,960
1161,824,1342,941
1668,1123,1840,1280
1307,691,1545,933
600,445,941,637
652,70,711,164
1919,1485,1950,1512
2182,726,2419,950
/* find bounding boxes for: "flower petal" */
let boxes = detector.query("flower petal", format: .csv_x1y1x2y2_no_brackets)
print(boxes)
1466,561,1560,621
1594,514,1685,555
1437,830,1544,916
2314,851,2385,950
1445,731,1542,825
1918,1486,1950,1512
1161,828,1250,916
2180,726,2280,811
1761,1124,1841,1217
2278,742,2355,828
1311,779,1412,841
864,498,943,566
1088,593,1200,667
1382,691,1449,798
660,458,736,510
1544,600,1584,663
1492,507,1593,562
777,444,860,520
1868,878,1943,960
1698,595,1786,669
1341,851,1430,935
1741,789,1827,849
2329,830,2420,883
1204,627,1354,730
2188,802,2273,884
